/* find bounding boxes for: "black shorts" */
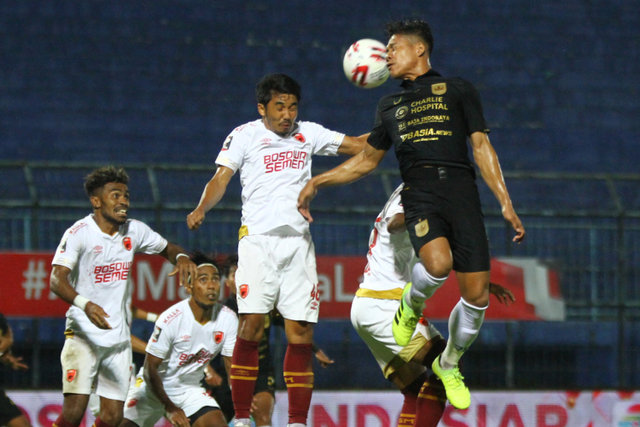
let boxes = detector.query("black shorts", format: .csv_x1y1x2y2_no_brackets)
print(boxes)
254,369,276,396
401,166,491,273
0,389,23,426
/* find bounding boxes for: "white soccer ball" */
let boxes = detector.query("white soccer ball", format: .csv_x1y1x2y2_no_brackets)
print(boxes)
343,38,389,89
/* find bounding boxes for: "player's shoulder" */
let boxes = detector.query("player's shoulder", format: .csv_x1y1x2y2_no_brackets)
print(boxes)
440,76,478,95
158,300,188,327
123,218,154,234
231,119,262,137
219,304,239,321
64,215,93,237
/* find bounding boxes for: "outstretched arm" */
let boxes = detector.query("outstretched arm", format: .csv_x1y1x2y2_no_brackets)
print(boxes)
187,166,235,230
297,142,387,222
160,242,198,287
337,133,370,156
470,132,525,243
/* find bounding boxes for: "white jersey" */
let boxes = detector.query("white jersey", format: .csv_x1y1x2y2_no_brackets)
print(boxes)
52,214,168,347
361,184,417,292
215,119,345,235
145,299,238,394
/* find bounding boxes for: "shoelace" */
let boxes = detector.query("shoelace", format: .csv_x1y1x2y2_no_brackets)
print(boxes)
442,369,466,391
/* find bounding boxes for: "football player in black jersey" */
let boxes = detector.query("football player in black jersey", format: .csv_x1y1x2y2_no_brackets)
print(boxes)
298,19,524,410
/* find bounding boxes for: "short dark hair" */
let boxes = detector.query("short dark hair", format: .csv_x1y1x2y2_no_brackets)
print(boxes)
256,74,301,106
84,166,129,197
386,19,434,56
191,251,219,271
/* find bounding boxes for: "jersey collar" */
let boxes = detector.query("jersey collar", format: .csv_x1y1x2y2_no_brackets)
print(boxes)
400,69,442,90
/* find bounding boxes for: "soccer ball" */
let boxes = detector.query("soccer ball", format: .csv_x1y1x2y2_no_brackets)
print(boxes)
343,39,389,89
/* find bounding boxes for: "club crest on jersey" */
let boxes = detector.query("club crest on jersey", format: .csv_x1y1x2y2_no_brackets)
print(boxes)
395,106,408,120
214,331,224,344
415,219,429,238
293,133,306,143
66,369,77,383
432,83,447,95
239,284,249,299
123,237,132,251
127,399,138,408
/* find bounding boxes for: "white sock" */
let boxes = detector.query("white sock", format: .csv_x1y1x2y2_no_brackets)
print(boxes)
405,263,448,311
287,424,306,427
234,418,251,427
440,298,487,369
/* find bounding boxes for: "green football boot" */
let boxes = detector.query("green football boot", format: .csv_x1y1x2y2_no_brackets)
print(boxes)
392,283,420,346
431,354,471,409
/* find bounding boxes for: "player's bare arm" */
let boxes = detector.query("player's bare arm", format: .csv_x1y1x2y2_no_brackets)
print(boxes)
337,133,370,156
469,131,525,243
50,264,112,329
162,242,198,286
297,142,387,222
386,212,407,234
489,282,515,306
144,353,191,427
131,335,148,354
223,355,232,386
187,166,234,230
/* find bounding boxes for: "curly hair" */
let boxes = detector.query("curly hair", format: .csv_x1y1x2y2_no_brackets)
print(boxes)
385,19,434,56
84,166,129,197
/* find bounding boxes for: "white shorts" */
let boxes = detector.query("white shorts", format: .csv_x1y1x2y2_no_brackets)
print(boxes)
236,230,320,323
60,336,132,401
350,296,441,379
88,363,137,416
123,377,219,427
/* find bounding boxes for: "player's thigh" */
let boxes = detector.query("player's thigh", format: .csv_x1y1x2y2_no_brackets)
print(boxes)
61,336,99,396
236,235,279,314
0,391,26,427
191,408,227,427
123,382,164,427
171,386,221,419
276,234,320,323
6,415,31,427
96,343,132,403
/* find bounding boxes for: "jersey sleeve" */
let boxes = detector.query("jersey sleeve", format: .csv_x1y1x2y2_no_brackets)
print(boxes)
51,226,84,270
366,101,393,151
215,127,248,173
221,312,238,357
146,316,175,359
133,221,168,255
459,80,489,135
307,122,345,156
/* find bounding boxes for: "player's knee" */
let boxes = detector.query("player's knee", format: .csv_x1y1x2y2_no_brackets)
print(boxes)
238,315,265,341
422,260,452,279
461,290,489,307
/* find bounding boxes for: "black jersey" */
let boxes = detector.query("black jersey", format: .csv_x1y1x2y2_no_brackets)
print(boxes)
368,69,489,179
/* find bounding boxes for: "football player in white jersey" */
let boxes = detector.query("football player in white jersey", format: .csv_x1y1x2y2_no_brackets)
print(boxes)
121,252,237,427
351,183,515,426
49,166,197,427
186,74,368,427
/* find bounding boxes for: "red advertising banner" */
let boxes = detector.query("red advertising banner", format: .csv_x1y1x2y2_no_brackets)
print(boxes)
0,253,560,320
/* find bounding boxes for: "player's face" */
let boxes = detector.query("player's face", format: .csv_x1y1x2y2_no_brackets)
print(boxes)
190,265,221,308
258,92,298,137
226,265,237,295
92,182,130,225
386,34,421,79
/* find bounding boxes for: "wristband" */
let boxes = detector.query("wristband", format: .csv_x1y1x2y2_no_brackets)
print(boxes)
73,295,90,311
176,253,189,262
146,313,158,323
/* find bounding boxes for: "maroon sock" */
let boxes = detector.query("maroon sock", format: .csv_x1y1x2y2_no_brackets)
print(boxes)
230,337,259,420
283,343,314,425
398,374,425,427
53,415,79,427
415,374,446,427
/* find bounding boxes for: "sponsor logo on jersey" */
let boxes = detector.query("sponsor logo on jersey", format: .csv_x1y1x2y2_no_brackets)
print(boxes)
260,138,272,145
214,331,224,344
151,325,162,342
293,133,306,143
69,223,87,234
94,261,132,283
432,83,447,95
239,284,249,299
66,369,77,382
222,135,233,151
123,237,132,251
395,106,409,120
398,121,407,132
127,399,138,408
179,348,213,366
93,245,103,254
263,150,308,173
179,334,191,342
163,308,182,325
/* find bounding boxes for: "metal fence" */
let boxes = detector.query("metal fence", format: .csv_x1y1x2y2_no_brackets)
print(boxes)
2,161,640,389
